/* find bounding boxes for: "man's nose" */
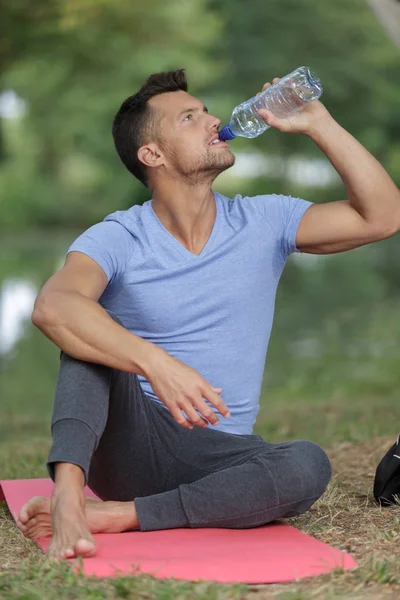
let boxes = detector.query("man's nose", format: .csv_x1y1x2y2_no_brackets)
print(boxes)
206,114,221,131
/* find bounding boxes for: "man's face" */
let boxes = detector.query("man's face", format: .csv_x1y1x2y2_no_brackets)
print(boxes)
147,90,235,183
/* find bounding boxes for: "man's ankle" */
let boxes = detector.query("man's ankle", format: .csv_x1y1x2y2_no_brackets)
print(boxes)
54,462,85,487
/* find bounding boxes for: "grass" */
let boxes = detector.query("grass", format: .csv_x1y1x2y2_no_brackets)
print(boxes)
1,414,400,599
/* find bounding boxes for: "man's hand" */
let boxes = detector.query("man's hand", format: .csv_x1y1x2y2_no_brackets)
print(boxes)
256,77,331,136
145,350,231,429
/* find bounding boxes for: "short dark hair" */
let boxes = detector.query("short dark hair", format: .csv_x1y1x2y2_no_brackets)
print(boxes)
112,69,188,188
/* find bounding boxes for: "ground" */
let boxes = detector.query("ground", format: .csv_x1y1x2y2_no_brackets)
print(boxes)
1,434,399,600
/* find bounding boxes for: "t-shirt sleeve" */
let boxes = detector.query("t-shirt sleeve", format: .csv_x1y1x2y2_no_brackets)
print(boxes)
66,221,134,286
250,193,313,258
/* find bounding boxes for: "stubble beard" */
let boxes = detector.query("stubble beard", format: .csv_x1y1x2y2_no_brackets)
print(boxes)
174,147,236,185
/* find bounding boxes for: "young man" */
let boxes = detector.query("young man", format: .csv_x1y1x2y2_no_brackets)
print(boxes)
17,70,400,560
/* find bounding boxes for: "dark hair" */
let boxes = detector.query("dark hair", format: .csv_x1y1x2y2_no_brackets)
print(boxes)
112,69,188,188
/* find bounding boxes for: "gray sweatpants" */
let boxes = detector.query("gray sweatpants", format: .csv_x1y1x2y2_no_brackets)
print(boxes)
46,310,332,531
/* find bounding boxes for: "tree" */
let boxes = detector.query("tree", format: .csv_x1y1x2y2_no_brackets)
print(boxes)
1,0,399,228
0,0,224,228
366,0,400,49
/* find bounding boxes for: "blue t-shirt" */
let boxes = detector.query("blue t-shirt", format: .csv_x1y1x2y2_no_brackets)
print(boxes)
67,190,312,435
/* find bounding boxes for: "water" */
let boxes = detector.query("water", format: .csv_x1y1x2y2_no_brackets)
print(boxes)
232,85,310,137
220,66,323,140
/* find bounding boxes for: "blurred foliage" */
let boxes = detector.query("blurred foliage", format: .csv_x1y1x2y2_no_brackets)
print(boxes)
211,0,400,155
0,0,225,227
0,0,399,229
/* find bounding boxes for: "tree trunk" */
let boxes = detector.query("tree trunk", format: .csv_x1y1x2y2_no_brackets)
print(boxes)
365,0,400,49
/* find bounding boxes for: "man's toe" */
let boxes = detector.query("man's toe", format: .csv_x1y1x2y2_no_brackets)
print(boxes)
27,524,52,540
75,538,96,557
19,496,48,524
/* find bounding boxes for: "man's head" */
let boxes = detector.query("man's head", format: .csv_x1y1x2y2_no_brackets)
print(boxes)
112,69,235,190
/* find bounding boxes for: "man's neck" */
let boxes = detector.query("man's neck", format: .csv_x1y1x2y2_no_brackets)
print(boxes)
150,182,217,255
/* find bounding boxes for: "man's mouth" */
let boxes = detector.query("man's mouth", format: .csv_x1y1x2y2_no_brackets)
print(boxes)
208,138,228,147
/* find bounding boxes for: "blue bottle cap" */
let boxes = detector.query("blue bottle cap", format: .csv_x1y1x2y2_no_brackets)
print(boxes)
219,125,236,142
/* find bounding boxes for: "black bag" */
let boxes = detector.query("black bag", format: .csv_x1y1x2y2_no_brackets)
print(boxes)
373,435,400,506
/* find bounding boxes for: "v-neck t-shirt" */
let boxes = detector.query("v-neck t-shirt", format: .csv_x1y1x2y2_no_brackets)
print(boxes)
66,190,312,435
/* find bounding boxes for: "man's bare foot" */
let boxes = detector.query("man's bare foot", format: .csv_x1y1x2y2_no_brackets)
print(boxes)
17,491,139,560
18,496,101,541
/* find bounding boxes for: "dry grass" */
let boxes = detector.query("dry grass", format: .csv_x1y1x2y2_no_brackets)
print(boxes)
247,435,400,599
1,436,400,599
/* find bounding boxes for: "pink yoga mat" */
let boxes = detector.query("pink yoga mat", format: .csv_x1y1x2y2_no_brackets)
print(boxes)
1,478,357,583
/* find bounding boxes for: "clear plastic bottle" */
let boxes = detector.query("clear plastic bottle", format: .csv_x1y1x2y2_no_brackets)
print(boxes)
219,66,323,142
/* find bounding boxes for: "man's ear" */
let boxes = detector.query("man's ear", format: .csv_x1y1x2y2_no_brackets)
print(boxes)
137,143,164,169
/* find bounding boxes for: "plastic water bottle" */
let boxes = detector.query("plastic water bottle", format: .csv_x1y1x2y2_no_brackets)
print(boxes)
219,66,323,142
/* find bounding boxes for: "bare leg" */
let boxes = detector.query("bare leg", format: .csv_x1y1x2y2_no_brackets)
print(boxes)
17,463,139,560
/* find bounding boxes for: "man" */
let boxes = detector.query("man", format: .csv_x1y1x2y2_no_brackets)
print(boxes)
17,69,400,560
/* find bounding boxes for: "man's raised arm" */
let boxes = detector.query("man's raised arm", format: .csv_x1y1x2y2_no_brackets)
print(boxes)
257,77,400,254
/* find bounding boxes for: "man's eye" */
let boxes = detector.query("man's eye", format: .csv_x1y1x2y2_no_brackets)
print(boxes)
184,114,192,121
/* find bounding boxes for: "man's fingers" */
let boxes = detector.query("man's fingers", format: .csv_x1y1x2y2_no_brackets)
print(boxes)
188,387,231,423
209,389,231,418
184,397,220,426
257,77,282,97
168,380,230,429
170,404,194,429
190,414,210,428
257,108,281,129
184,403,211,428
261,77,280,92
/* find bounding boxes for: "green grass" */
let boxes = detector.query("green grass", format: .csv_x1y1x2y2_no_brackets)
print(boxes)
0,552,248,600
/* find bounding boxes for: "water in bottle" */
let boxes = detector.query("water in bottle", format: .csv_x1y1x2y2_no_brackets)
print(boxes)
219,66,323,142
